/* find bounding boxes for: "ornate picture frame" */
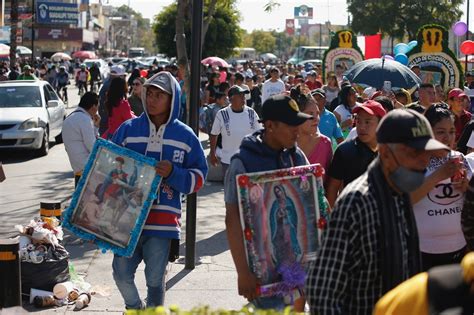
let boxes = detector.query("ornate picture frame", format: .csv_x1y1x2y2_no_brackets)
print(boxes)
237,164,328,298
63,139,161,257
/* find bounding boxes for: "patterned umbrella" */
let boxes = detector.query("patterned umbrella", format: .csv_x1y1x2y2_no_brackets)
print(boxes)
201,56,230,68
51,52,72,61
16,46,32,55
72,50,97,60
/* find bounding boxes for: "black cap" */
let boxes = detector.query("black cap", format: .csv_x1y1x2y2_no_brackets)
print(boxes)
261,95,313,126
311,88,326,98
376,109,449,151
228,85,250,97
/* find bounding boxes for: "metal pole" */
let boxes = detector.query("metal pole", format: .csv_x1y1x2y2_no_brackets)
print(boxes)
185,0,203,270
9,0,18,69
465,0,470,72
31,0,35,59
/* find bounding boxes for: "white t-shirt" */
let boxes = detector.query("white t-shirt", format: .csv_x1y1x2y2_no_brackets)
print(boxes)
413,151,471,254
261,79,285,103
334,104,352,122
210,106,261,164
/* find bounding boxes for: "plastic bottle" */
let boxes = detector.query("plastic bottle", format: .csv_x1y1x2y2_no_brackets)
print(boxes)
74,293,91,310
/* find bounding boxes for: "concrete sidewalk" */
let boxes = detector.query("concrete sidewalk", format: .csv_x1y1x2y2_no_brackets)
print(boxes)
20,134,246,314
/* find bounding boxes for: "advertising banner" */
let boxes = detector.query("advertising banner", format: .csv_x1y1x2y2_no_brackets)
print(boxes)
285,19,295,36
36,1,79,25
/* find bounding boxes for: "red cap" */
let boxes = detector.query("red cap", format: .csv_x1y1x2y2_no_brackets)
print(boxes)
353,100,387,118
370,90,383,100
448,88,467,99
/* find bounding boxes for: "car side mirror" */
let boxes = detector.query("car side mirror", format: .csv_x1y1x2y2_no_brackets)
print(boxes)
47,100,60,108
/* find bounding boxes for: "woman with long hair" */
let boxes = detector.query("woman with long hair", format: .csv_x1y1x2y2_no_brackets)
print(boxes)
333,84,358,135
411,104,470,271
101,77,136,139
291,85,332,177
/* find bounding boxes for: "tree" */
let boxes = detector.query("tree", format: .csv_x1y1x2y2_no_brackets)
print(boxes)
249,30,276,54
153,1,241,58
347,0,463,39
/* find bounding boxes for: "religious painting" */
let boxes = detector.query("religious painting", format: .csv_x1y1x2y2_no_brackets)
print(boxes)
63,139,161,257
237,164,329,298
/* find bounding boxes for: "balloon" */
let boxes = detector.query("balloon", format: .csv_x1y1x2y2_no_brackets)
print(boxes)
383,55,394,60
394,43,409,55
394,53,408,65
407,40,418,51
460,40,474,55
452,21,468,36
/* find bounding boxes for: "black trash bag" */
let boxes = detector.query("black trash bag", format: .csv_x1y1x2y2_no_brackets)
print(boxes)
21,252,70,295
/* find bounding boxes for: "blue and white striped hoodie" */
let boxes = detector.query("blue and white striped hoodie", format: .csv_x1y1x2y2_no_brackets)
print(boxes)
112,71,208,239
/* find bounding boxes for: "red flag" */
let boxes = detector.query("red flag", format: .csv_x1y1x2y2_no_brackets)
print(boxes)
365,34,381,59
286,19,295,36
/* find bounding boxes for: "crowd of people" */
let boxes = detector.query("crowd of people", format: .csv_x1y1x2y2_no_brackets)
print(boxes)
198,60,474,313
54,53,474,313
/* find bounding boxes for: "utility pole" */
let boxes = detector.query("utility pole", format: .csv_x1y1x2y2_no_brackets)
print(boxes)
185,0,203,270
31,0,35,59
10,0,18,69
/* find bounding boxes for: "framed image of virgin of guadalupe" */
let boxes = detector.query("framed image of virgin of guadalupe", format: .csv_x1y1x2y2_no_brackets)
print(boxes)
63,139,162,257
236,164,329,298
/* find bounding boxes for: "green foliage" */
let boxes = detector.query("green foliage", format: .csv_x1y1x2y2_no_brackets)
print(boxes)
347,0,463,39
153,2,241,58
248,30,276,54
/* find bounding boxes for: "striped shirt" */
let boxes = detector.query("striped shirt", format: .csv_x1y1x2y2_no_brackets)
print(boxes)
306,171,411,315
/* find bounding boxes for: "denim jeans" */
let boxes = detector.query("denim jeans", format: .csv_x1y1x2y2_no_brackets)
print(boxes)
112,235,171,309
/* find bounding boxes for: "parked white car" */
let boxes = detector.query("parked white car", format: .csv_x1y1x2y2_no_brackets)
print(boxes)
0,80,66,156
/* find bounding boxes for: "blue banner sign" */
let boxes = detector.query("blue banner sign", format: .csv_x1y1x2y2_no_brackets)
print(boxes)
36,1,79,25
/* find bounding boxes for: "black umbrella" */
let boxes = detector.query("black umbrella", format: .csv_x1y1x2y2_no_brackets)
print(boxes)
343,57,421,89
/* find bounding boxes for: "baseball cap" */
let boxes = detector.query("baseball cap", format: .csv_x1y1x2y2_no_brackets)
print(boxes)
448,88,467,99
377,109,449,151
110,65,126,76
353,100,387,118
23,65,31,71
311,88,326,98
308,70,317,76
260,95,313,126
228,85,250,98
144,71,172,95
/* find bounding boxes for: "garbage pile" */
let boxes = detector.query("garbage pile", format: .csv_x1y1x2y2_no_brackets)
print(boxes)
15,217,92,310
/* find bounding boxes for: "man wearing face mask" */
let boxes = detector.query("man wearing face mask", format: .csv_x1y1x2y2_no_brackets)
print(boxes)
306,109,450,315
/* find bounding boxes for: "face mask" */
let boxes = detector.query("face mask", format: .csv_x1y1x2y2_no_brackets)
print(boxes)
388,147,425,193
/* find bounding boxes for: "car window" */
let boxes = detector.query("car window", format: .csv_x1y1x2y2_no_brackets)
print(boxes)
46,84,59,100
0,86,42,107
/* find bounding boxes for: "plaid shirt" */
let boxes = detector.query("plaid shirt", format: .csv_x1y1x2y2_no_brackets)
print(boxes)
306,172,411,315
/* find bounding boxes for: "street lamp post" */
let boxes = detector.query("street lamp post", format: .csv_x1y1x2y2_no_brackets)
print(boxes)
185,0,203,271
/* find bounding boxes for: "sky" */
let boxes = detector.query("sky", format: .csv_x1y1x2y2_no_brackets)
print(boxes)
97,0,473,33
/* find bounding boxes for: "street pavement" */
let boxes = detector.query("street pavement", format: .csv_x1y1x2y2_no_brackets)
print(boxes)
0,84,246,314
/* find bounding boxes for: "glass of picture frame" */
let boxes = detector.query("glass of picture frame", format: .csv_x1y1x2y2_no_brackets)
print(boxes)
63,139,161,257
237,164,328,298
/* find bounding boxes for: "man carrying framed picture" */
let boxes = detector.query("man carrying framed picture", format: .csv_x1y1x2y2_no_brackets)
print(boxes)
110,71,208,310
